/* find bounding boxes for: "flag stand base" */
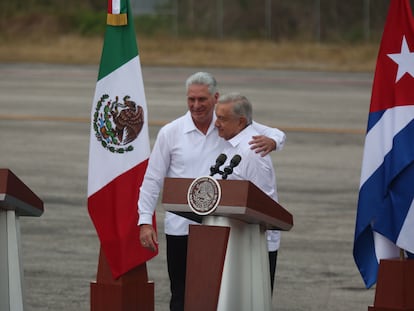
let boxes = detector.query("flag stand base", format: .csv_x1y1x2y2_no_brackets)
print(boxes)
368,258,414,311
90,248,154,311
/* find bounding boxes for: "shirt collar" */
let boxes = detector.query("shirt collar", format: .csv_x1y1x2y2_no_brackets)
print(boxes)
183,111,217,135
227,124,253,147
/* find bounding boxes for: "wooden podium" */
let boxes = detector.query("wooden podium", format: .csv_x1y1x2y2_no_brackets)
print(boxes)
368,258,414,311
162,177,293,311
90,248,154,311
0,168,44,311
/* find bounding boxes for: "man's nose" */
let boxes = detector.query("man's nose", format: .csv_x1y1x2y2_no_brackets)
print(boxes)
193,99,202,107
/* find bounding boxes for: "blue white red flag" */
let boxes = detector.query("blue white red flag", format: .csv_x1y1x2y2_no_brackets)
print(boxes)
353,0,414,288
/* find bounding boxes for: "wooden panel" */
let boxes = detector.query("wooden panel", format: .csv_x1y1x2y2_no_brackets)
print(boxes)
368,258,414,310
0,169,43,216
185,225,230,311
91,248,154,311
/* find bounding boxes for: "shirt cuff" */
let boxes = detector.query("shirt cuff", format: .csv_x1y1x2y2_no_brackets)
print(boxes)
138,213,153,226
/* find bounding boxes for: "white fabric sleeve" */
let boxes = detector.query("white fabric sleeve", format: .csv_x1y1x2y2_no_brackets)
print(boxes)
251,120,286,151
137,127,171,225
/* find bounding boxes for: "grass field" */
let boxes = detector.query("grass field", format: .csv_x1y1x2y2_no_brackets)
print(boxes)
0,34,379,72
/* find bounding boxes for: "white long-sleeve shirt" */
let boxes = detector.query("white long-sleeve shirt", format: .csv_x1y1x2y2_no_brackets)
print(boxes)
138,111,285,236
220,125,280,251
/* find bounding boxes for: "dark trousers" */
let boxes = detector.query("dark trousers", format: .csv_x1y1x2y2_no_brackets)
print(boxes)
269,250,278,292
166,234,188,311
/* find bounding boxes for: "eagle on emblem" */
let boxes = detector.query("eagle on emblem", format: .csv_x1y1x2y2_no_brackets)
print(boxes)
110,95,144,145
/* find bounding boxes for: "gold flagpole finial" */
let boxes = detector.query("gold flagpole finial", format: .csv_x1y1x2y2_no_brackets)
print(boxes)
107,13,128,26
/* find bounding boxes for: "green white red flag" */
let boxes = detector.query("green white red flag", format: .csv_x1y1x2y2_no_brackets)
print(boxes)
87,0,157,279
107,0,128,26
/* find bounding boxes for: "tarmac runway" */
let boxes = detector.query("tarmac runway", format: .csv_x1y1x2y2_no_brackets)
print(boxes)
0,63,375,310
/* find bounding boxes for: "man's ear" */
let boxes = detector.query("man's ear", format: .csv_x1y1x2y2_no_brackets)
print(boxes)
214,92,219,102
239,116,248,128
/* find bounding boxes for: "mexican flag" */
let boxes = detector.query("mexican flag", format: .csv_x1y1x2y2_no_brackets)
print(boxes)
87,0,157,279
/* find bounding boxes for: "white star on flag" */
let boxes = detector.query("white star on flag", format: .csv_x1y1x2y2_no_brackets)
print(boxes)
388,35,414,82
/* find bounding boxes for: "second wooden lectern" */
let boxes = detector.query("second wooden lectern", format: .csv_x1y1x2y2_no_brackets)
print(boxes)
0,169,44,311
162,177,293,311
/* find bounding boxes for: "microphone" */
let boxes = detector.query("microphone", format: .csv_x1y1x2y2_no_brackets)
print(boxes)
222,155,242,179
210,153,227,176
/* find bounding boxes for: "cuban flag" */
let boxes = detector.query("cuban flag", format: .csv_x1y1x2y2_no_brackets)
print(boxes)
87,0,157,279
353,0,414,289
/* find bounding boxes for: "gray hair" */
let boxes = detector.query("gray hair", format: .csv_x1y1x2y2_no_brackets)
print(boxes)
218,92,252,124
185,72,218,95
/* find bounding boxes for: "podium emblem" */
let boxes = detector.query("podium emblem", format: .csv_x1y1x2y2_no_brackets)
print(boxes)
187,176,221,215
